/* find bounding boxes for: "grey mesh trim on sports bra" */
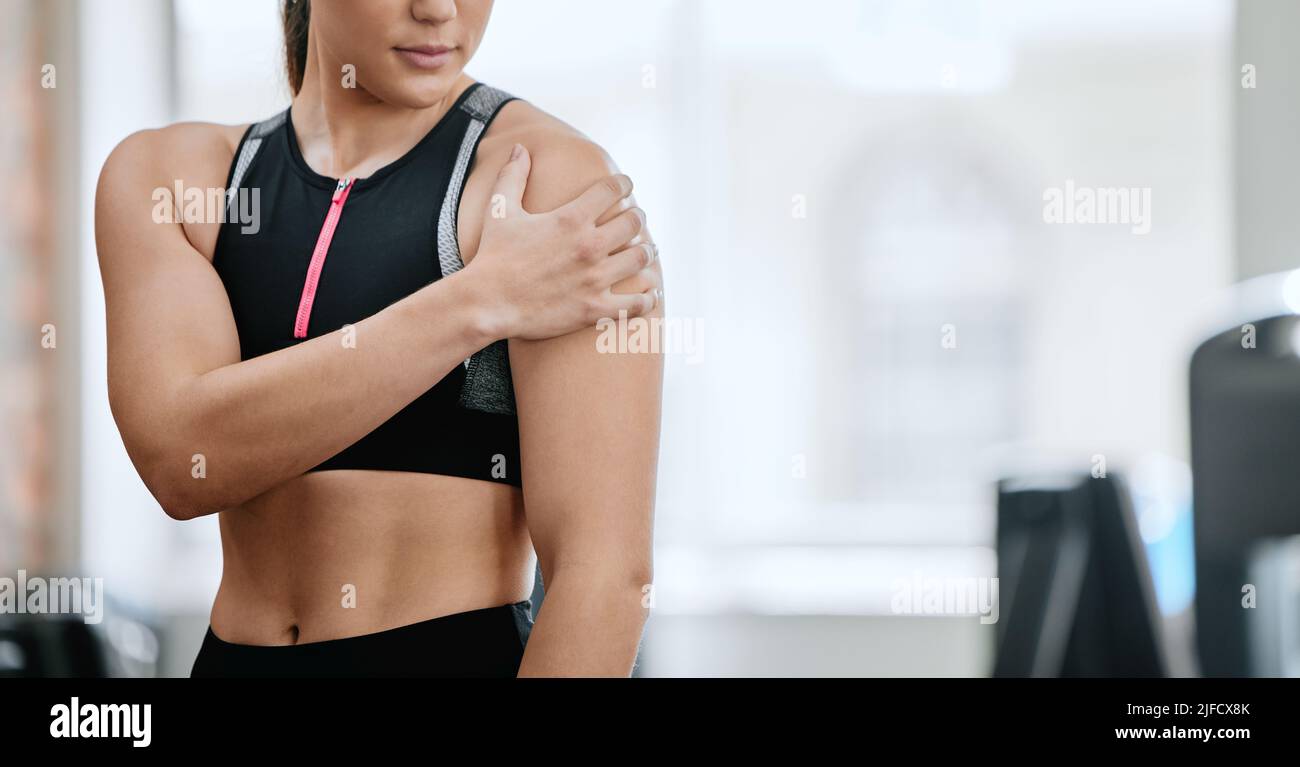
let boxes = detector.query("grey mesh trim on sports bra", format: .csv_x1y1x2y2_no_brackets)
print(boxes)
224,109,287,220
436,84,519,416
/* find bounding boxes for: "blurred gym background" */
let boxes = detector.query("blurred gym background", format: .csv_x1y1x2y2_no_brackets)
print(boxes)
1,0,1297,677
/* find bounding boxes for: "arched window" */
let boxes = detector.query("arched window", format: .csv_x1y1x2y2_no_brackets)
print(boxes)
818,115,1032,524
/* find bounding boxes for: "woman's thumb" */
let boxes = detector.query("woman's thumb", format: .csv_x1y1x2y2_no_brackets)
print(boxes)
491,143,531,213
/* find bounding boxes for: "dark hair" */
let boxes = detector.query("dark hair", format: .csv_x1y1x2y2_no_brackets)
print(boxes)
282,0,311,94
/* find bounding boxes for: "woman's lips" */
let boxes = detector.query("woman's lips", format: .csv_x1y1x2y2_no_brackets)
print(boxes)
394,46,456,70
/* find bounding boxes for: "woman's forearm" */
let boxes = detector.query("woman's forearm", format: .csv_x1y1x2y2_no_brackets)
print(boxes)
136,270,497,519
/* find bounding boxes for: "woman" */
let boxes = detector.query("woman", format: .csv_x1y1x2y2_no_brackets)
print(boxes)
95,0,663,677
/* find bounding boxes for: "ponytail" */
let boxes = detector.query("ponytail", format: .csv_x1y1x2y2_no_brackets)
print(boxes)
282,0,310,94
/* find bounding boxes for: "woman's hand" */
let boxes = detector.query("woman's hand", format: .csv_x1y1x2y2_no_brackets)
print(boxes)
463,143,660,341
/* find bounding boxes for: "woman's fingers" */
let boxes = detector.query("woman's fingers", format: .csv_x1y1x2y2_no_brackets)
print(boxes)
604,287,662,319
602,242,658,284
595,206,646,252
564,174,634,222
594,239,659,320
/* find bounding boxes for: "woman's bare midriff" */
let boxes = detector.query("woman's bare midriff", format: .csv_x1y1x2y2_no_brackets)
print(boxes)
208,470,534,646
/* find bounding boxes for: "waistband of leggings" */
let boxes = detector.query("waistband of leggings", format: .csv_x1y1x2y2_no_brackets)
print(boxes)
203,599,533,652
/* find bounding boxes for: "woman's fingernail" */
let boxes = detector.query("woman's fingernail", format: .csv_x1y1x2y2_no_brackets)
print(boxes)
510,143,524,161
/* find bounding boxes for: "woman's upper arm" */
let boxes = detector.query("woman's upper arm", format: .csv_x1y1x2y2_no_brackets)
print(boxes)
95,126,242,465
507,134,664,584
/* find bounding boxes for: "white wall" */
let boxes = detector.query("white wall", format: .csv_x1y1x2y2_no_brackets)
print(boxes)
1235,0,1300,280
79,0,226,615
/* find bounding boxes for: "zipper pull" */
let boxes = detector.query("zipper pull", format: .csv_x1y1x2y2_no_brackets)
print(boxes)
332,177,352,203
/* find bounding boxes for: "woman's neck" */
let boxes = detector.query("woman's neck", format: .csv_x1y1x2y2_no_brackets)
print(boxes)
289,35,471,180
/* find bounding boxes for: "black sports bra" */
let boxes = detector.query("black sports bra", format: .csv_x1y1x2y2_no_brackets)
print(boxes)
212,83,522,487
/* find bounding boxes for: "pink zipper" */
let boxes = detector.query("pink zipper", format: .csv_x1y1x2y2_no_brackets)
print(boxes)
293,177,354,338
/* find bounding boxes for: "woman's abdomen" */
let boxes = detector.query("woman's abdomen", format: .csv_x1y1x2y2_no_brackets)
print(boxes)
209,470,533,646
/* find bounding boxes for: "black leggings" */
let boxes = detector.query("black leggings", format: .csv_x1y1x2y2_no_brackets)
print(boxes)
190,601,534,678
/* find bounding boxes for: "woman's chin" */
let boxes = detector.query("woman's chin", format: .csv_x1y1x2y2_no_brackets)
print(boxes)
377,75,464,110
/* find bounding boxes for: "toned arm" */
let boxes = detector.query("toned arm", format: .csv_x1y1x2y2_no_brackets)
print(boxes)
482,128,664,676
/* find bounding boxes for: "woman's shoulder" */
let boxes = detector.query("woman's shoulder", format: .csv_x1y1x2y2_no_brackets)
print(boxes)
96,121,252,262
455,94,634,266
479,97,623,213
99,121,249,197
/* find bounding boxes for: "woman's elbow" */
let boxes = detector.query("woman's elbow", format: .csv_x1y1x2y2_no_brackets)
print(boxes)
139,460,222,521
113,398,231,520
124,433,228,521
151,484,202,522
